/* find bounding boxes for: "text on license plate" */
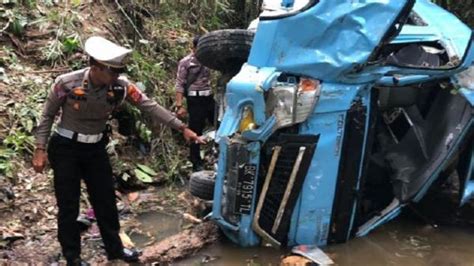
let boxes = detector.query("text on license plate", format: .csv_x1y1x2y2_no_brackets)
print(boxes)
234,164,257,215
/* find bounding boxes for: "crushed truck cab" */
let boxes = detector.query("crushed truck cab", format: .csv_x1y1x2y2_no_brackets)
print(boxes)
203,0,474,248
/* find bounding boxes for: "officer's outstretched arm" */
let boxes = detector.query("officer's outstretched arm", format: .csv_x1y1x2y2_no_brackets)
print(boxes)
124,83,206,144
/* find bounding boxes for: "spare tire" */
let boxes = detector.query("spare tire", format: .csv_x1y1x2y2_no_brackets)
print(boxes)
196,29,255,74
189,170,216,201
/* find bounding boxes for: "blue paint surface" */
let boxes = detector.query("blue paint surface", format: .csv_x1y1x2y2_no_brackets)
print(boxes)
211,0,474,248
249,0,412,82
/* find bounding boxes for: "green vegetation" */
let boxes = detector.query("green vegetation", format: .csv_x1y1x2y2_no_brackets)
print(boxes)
1,75,46,178
0,0,252,183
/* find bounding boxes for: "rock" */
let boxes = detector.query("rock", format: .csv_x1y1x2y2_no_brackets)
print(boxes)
281,255,312,265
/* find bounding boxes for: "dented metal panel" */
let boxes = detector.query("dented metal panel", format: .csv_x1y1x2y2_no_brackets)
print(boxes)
248,0,414,82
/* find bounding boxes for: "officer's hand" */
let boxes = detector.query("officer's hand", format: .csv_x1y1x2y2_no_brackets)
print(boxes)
177,107,187,119
183,128,207,145
32,148,47,173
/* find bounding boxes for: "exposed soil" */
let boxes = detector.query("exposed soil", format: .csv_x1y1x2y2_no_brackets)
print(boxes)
0,166,213,263
0,2,218,264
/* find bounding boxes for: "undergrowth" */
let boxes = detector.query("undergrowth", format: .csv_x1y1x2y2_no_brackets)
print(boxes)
0,0,249,182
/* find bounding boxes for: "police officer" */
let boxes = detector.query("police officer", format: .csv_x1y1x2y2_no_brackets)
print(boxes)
32,36,205,265
175,36,215,171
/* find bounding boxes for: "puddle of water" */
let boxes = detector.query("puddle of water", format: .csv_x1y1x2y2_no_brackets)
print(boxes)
325,219,474,266
130,211,184,249
130,210,474,265
177,239,285,265
179,217,474,266
130,211,284,264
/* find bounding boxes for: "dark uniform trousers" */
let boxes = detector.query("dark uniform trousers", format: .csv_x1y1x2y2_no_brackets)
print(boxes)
187,95,215,166
47,134,123,260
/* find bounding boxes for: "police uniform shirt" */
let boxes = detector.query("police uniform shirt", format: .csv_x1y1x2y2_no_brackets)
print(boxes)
35,67,185,146
175,53,211,94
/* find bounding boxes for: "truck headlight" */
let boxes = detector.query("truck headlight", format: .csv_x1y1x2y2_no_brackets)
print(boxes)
266,77,321,129
239,105,257,132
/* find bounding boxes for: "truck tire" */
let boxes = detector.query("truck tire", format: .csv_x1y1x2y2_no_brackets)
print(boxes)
189,171,216,201
196,29,254,74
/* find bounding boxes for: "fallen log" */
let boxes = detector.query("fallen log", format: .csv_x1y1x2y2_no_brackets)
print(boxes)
140,221,220,263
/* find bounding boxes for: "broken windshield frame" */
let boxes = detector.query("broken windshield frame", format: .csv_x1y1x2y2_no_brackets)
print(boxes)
259,0,319,20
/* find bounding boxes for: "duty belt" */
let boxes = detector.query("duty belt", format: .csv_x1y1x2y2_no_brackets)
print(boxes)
188,89,212,97
56,127,103,144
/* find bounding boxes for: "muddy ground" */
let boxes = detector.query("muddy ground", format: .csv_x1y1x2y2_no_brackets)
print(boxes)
0,166,215,264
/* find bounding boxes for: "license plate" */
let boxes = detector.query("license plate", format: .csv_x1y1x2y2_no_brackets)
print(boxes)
234,164,257,215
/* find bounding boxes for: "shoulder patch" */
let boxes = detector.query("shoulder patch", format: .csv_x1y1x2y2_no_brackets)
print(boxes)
127,83,143,104
72,87,86,96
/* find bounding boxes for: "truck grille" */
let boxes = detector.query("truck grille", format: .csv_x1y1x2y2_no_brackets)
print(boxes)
254,134,319,246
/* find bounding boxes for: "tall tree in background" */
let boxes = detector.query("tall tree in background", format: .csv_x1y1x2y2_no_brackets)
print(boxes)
230,0,261,28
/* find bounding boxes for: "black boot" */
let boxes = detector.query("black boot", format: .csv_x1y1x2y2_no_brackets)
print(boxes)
122,247,141,262
108,248,141,263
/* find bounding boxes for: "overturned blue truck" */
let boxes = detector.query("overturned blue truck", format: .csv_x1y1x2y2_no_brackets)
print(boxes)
194,0,474,248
